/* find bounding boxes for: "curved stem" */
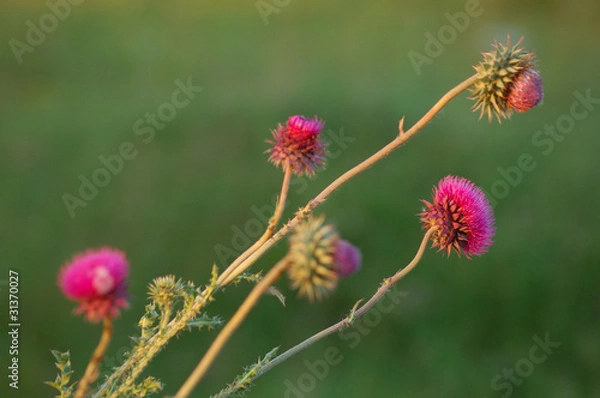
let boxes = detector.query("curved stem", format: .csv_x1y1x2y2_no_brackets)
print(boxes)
175,258,292,398
74,317,113,398
217,167,292,287
255,228,435,379
224,74,477,284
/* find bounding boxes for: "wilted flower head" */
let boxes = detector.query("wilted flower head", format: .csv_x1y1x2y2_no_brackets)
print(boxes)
470,37,543,122
287,215,361,301
420,176,495,257
267,115,327,176
58,247,129,322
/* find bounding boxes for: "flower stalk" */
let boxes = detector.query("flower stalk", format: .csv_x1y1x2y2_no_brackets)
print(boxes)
175,258,292,398
252,228,435,381
217,167,292,287
74,317,113,398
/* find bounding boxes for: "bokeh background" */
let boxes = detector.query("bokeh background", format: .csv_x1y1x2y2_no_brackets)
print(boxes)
1,1,599,397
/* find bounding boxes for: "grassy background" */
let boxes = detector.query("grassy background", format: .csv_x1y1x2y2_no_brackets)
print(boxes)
1,1,599,397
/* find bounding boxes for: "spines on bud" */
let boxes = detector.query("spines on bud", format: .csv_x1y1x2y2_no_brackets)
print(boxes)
470,37,543,123
287,215,339,301
286,215,362,301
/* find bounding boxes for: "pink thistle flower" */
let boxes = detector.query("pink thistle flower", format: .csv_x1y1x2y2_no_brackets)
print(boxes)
420,176,495,257
266,115,327,176
507,68,544,113
287,115,324,140
334,240,362,278
58,247,129,322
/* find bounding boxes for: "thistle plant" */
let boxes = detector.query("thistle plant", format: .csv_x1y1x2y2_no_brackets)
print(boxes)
49,36,543,397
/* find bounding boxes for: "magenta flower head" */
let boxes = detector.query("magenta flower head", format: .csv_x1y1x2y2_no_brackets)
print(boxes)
334,240,362,278
420,176,495,257
58,247,129,322
506,68,544,113
267,115,327,176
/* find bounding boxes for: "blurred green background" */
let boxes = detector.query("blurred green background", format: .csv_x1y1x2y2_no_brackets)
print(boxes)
1,1,599,397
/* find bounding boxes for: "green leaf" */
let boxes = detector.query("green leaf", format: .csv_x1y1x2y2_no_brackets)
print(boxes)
211,347,279,398
45,350,75,398
187,314,223,330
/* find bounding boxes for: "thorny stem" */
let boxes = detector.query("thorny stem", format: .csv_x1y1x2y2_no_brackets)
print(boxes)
94,284,217,397
175,258,291,398
254,228,435,380
159,302,172,332
74,317,113,398
217,167,292,287
223,74,478,284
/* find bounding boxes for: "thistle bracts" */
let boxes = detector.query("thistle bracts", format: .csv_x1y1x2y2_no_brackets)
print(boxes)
470,37,543,122
287,215,340,301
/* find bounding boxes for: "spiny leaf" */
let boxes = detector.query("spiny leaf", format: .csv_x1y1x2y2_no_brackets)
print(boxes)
211,347,279,398
130,376,163,397
187,314,223,330
233,272,286,306
45,350,75,397
233,271,263,285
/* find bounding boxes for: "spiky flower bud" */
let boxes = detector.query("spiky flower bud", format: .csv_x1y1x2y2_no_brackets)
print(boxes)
287,215,339,301
148,275,180,306
420,176,495,257
266,115,327,176
58,247,129,322
470,37,543,122
287,216,362,300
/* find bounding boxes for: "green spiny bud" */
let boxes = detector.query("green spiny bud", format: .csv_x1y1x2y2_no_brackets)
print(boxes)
287,215,339,301
470,36,542,123
148,275,181,306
